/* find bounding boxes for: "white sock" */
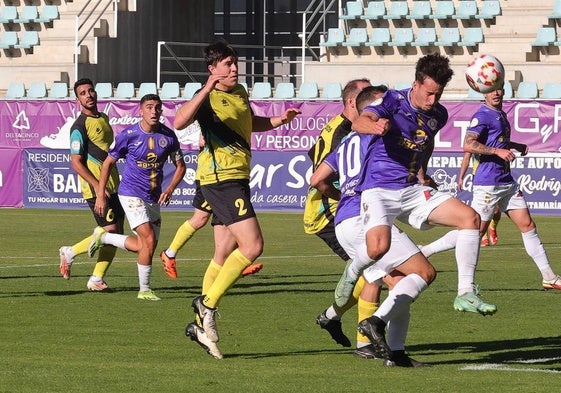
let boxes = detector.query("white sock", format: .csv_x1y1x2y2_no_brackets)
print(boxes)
420,230,458,258
522,228,555,281
325,305,342,320
387,306,410,352
101,233,128,250
455,229,480,295
374,273,427,323
165,248,176,258
137,263,152,292
89,275,102,282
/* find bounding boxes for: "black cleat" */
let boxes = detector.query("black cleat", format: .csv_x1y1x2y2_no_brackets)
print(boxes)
354,344,383,359
357,316,391,360
316,311,351,347
383,350,429,368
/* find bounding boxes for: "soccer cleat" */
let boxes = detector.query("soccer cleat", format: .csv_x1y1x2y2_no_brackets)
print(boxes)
334,260,357,308
316,311,351,347
488,227,498,246
354,344,383,359
241,262,263,277
185,322,223,359
453,287,497,315
86,278,110,292
160,250,177,279
357,316,392,360
480,237,489,247
87,226,106,258
59,246,73,280
384,350,429,368
192,295,219,342
542,275,561,291
137,290,161,301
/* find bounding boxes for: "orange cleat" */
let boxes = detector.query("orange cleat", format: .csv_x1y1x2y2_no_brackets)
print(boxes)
242,262,263,277
481,238,489,247
488,227,498,246
160,250,177,279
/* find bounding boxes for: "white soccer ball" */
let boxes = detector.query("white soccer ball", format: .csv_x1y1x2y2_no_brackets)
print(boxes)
465,54,505,94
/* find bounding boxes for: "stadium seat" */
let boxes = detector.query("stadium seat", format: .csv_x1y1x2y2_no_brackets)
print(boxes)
549,0,561,19
434,27,460,47
503,81,513,99
49,82,69,98
541,82,561,99
452,1,477,19
14,6,38,24
321,82,342,99
411,27,436,47
250,82,272,99
476,1,501,19
516,82,538,99
138,82,158,98
160,82,180,99
297,82,319,99
342,27,368,47
366,27,390,47
183,82,202,99
6,82,25,99
273,82,295,99
388,28,413,47
114,82,135,99
320,28,345,48
14,31,39,50
0,31,18,49
0,6,18,24
406,1,432,20
340,1,363,20
457,27,483,47
361,1,386,21
27,82,47,98
95,82,113,98
467,88,484,100
394,81,412,90
429,1,455,20
383,1,409,20
532,27,556,47
35,5,60,23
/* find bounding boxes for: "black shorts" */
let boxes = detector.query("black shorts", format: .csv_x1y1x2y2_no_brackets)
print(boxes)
193,181,223,226
86,193,125,227
201,179,255,226
315,220,350,261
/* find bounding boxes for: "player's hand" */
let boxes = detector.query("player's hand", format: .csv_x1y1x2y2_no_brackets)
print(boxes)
281,108,302,124
373,118,390,136
205,73,229,90
158,191,172,206
494,147,515,162
457,177,464,191
94,196,107,216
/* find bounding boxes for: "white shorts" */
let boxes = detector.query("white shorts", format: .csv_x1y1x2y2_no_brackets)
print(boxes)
472,182,527,221
335,216,420,284
118,195,162,240
361,185,453,231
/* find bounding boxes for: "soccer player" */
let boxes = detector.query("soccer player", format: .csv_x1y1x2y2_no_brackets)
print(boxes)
58,78,125,292
421,85,561,291
89,94,186,301
173,40,301,358
348,53,497,316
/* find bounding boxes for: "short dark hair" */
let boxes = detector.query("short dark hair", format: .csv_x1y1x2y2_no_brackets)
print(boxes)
356,85,388,112
342,78,371,104
140,94,161,105
73,78,94,95
415,53,454,87
204,40,238,67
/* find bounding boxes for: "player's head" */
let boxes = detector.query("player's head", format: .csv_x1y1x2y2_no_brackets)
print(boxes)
139,94,163,131
484,85,505,109
342,78,372,120
411,53,454,111
73,78,98,113
356,84,388,113
204,40,239,90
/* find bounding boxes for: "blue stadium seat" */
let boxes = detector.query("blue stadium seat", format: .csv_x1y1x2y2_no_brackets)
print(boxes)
14,31,39,50
411,27,436,47
138,82,158,98
115,82,135,99
14,6,38,23
160,82,180,99
434,27,460,46
35,5,60,23
340,1,363,20
321,82,342,99
250,82,272,99
27,82,47,98
388,28,413,47
383,1,409,20
361,1,385,21
516,82,538,99
541,82,561,99
273,82,295,99
457,27,483,47
452,1,477,19
183,82,202,99
467,88,484,100
0,31,18,49
6,82,25,99
406,1,432,20
49,82,69,98
503,81,513,99
342,28,368,47
394,81,412,90
366,27,390,47
0,6,18,24
297,82,319,99
476,1,501,19
532,27,556,47
320,28,345,47
549,0,561,19
429,1,455,20
95,82,113,98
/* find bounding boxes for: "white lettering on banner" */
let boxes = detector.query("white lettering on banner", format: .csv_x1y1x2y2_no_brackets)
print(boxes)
526,157,561,169
278,116,330,132
108,115,141,126
250,154,311,190
527,201,561,210
427,156,463,168
0,170,3,187
514,102,556,144
27,152,69,163
53,174,81,193
260,135,319,150
518,174,561,197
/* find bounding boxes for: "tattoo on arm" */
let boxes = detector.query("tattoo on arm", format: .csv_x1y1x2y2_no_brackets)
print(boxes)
464,133,495,155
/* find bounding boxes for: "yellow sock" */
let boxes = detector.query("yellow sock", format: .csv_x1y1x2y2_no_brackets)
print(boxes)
92,246,117,278
169,221,197,254
204,249,250,308
489,218,498,230
357,298,379,345
336,275,365,313
202,259,222,294
71,235,93,257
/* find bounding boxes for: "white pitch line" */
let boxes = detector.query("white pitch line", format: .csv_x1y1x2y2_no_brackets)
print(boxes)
462,363,561,374
506,357,561,364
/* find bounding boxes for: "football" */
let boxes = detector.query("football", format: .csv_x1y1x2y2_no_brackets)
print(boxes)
465,54,505,94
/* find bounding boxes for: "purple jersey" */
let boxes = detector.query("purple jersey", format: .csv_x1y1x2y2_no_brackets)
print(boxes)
356,89,448,190
109,122,183,203
324,132,374,226
467,104,513,185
